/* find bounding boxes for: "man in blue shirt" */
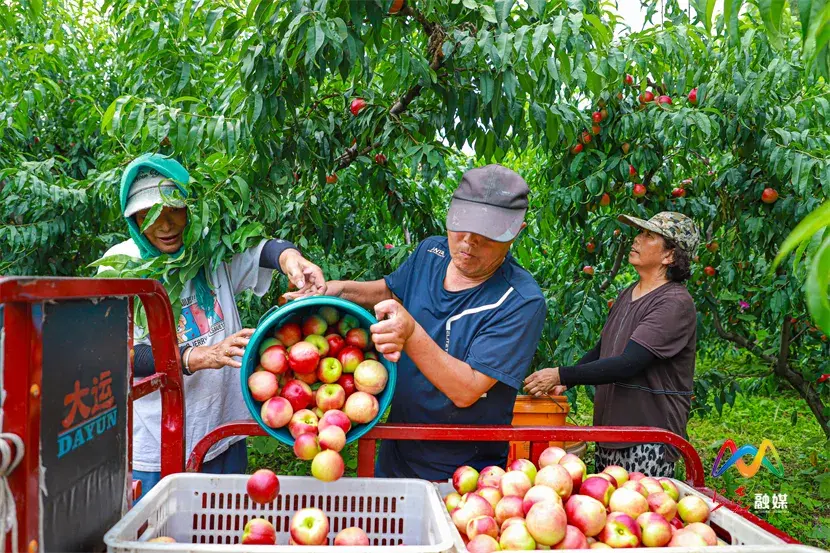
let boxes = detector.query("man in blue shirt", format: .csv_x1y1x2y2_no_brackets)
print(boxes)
313,165,546,480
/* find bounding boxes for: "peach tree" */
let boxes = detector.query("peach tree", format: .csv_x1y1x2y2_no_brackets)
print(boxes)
1,1,827,436
527,2,830,439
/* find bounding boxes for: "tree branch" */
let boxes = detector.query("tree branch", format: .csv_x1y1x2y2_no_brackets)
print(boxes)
390,83,425,117
334,3,446,172
646,79,667,95
599,238,627,292
772,316,830,439
777,314,792,372
401,3,435,35
704,293,776,364
707,305,829,440
307,93,341,116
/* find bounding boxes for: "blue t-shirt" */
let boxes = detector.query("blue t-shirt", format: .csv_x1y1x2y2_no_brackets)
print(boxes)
375,236,547,480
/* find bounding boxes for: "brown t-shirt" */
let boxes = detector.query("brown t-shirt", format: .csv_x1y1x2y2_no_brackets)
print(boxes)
593,281,697,461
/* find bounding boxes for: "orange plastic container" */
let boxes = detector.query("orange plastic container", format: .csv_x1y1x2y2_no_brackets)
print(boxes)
508,395,580,465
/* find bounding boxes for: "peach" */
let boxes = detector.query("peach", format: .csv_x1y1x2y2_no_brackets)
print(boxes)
343,391,378,423
260,396,293,428
318,425,346,452
248,371,279,402
565,494,607,537
608,488,649,519
353,360,388,394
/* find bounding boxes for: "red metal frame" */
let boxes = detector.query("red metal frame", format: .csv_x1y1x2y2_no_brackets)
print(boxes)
186,421,797,544
186,421,704,484
0,277,185,553
0,275,798,548
354,424,705,484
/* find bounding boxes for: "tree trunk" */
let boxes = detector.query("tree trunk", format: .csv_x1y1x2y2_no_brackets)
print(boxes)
707,299,830,439
774,317,830,438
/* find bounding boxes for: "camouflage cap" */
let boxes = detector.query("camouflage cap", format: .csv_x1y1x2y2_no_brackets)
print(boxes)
618,211,701,254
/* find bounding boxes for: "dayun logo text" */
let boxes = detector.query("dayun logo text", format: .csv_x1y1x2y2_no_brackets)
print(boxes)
59,371,118,457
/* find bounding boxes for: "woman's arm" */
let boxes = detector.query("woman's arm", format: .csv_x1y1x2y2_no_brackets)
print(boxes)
259,239,299,272
576,339,601,365
133,344,188,378
559,340,655,386
523,340,655,396
132,329,255,376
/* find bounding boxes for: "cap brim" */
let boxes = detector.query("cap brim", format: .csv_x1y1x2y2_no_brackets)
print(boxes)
446,198,526,243
618,214,665,237
124,187,185,217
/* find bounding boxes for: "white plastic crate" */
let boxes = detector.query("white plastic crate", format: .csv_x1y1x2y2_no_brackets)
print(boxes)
105,474,455,552
436,479,828,552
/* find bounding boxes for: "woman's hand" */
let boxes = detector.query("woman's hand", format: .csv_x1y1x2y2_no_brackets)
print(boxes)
523,367,562,397
279,249,327,297
189,328,254,371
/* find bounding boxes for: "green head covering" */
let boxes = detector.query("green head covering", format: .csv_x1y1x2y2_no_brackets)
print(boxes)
120,153,215,316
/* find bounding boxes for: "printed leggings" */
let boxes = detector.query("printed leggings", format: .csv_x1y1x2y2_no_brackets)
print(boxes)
594,443,676,478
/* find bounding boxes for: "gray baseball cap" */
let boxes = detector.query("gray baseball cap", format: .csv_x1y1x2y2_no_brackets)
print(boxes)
618,211,701,254
446,164,529,243
124,168,185,217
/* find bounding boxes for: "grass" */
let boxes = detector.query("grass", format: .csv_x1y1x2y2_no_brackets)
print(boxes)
247,386,829,548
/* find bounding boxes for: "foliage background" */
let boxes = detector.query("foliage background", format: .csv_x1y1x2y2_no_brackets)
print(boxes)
1,0,828,545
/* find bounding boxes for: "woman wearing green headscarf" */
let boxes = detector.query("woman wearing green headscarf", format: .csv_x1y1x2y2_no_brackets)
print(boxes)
98,153,326,499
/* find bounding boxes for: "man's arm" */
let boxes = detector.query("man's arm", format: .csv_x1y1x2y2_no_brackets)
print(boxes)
405,322,497,408
325,279,395,311
370,300,496,408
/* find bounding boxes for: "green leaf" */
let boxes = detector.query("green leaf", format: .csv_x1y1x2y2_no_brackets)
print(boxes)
29,0,42,18
584,14,610,46
176,62,191,92
222,17,241,41
494,32,513,69
246,0,263,22
494,0,514,26
88,254,139,270
773,201,830,268
692,0,710,29
724,0,744,45
812,8,830,63
545,108,559,144
531,24,549,58
806,232,830,335
481,5,498,23
758,0,785,48
799,0,818,41
528,0,545,17
253,93,263,122
307,22,325,64
171,96,202,105
100,98,118,133
233,175,250,212
140,204,162,233
480,72,494,104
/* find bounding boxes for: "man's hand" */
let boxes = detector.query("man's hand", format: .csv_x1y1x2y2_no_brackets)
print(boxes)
370,299,416,363
523,367,562,397
279,249,326,298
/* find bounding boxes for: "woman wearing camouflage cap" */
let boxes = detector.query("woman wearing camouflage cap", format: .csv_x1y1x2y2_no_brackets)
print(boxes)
525,211,700,478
